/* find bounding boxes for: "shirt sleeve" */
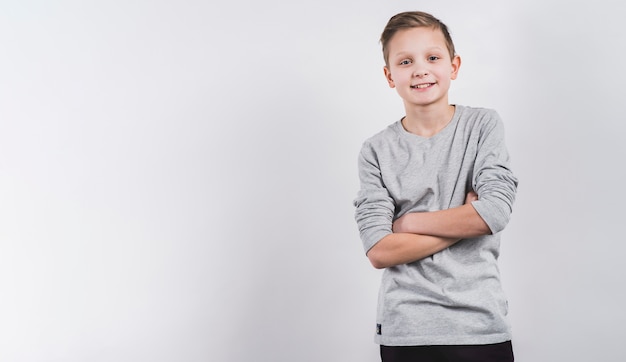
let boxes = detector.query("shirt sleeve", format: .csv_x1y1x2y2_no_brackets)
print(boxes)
353,142,395,254
470,111,519,234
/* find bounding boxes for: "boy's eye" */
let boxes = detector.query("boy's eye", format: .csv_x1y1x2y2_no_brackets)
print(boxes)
428,56,440,61
399,59,412,65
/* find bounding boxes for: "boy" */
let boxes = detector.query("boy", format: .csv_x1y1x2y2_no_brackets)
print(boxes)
353,11,518,362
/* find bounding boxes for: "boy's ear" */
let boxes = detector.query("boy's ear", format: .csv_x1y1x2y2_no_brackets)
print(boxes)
450,55,461,80
383,66,395,88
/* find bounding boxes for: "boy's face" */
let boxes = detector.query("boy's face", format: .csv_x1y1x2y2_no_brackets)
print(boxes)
383,27,460,110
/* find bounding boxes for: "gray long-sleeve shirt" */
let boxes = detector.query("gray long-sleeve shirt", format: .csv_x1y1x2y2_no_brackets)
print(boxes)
354,105,518,346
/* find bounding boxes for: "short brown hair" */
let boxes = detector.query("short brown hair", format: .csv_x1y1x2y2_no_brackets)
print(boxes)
380,11,456,65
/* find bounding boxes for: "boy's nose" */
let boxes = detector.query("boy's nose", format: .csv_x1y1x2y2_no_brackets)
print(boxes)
413,69,428,77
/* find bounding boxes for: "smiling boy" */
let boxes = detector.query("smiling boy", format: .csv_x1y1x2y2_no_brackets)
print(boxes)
353,11,518,362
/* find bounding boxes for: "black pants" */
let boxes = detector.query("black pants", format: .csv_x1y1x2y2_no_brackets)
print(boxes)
380,341,514,362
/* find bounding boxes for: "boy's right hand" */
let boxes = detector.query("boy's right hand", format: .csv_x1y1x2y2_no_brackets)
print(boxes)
465,190,478,204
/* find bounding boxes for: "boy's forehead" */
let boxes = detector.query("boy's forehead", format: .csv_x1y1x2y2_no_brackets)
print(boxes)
388,27,448,55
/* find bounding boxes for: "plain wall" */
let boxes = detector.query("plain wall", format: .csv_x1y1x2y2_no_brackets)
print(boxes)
1,1,624,361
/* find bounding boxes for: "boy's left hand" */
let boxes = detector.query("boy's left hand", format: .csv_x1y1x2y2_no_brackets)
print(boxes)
392,190,479,234
392,213,411,233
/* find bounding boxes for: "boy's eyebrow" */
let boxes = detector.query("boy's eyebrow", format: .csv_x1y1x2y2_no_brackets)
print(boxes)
391,46,446,57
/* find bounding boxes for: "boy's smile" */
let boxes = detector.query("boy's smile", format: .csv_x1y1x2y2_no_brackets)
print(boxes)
411,82,436,90
383,27,460,110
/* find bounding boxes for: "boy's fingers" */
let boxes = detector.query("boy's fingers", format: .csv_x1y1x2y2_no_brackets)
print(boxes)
465,191,478,203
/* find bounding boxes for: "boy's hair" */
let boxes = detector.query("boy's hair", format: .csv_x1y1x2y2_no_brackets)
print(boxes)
380,11,456,65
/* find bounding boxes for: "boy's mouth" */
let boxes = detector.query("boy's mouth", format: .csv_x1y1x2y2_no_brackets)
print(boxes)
411,83,435,89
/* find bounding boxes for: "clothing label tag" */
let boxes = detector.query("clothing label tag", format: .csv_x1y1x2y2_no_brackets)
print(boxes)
376,324,382,335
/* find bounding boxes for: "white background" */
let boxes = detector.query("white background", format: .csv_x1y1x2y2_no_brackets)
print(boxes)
1,1,625,361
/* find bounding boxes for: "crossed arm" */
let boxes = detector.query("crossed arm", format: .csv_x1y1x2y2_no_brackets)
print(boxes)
366,191,491,269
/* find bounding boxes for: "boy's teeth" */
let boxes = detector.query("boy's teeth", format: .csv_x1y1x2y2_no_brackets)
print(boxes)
413,83,432,88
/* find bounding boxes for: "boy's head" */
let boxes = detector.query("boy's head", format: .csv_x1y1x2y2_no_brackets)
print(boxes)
380,11,455,66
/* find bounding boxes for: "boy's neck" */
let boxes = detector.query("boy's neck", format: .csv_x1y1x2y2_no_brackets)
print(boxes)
401,104,456,138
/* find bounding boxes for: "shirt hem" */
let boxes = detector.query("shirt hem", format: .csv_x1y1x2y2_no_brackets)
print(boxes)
375,332,512,346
